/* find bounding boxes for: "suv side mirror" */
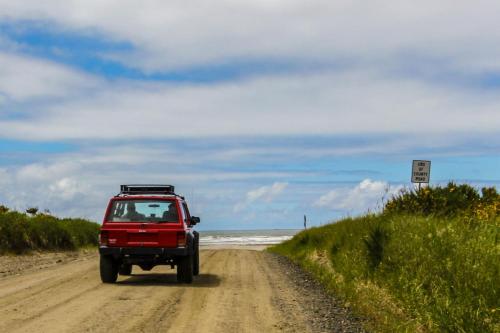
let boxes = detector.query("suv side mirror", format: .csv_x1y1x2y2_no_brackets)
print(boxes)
190,216,200,225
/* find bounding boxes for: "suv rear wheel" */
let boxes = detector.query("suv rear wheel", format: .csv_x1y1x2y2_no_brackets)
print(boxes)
193,246,200,276
100,255,118,283
177,255,193,283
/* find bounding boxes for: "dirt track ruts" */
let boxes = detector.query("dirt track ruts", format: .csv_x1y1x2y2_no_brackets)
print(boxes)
0,249,363,333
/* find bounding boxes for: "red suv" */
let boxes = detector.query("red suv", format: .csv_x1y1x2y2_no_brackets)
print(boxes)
99,185,200,283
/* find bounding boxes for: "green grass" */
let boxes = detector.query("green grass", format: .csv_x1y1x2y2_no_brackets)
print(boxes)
270,186,500,332
0,209,100,254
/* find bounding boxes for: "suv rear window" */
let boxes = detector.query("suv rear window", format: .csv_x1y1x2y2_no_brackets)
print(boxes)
106,200,179,223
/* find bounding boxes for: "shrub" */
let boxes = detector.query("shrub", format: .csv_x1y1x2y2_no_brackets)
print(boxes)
0,206,100,253
384,182,499,220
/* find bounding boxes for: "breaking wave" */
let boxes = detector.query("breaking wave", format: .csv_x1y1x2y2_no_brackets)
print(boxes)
199,230,299,245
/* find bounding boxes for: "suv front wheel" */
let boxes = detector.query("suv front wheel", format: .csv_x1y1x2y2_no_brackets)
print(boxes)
100,255,118,283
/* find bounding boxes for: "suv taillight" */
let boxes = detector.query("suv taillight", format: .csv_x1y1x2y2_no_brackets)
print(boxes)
177,232,186,247
99,231,109,246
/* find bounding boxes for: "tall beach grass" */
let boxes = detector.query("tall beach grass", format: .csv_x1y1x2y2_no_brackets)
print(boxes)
270,184,499,332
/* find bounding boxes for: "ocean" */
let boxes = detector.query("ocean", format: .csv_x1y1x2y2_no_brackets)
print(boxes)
199,229,300,246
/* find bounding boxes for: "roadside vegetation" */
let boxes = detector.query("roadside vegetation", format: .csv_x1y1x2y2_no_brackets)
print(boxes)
0,205,100,254
270,183,499,333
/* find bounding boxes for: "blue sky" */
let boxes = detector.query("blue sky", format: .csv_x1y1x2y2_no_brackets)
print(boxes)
0,1,499,230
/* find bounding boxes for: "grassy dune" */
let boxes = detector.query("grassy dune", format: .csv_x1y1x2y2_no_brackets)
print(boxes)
270,184,499,332
0,208,100,254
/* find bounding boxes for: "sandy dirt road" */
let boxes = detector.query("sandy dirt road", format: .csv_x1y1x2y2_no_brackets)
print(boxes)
0,249,318,333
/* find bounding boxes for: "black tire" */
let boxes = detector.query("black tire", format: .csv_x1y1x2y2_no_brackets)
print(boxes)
100,255,118,283
176,262,183,282
193,245,200,276
177,255,193,283
119,264,132,276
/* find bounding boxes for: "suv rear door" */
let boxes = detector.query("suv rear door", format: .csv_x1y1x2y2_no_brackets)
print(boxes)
102,197,183,248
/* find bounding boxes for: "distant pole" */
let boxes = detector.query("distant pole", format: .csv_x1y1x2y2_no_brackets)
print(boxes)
304,215,307,229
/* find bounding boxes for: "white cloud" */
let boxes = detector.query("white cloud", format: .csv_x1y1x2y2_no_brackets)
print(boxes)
16,161,80,183
0,144,299,220
1,3,500,144
48,177,90,200
314,179,403,213
234,182,288,212
247,182,288,203
1,1,500,73
0,68,499,142
0,167,10,186
0,52,98,102
0,144,497,226
1,1,500,227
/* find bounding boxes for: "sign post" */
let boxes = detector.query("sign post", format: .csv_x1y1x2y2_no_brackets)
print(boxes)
411,160,431,189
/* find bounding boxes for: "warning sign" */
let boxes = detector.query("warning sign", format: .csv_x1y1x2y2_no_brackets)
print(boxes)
411,160,431,183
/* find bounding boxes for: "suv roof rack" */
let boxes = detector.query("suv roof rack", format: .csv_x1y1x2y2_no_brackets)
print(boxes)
119,184,175,195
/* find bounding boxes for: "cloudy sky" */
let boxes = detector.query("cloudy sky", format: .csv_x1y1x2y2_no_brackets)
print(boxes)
0,1,499,230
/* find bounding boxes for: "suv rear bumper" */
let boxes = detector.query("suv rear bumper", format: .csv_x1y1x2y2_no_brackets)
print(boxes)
99,246,191,257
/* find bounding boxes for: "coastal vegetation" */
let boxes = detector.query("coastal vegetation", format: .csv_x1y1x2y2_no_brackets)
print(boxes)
270,183,499,332
0,205,100,253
